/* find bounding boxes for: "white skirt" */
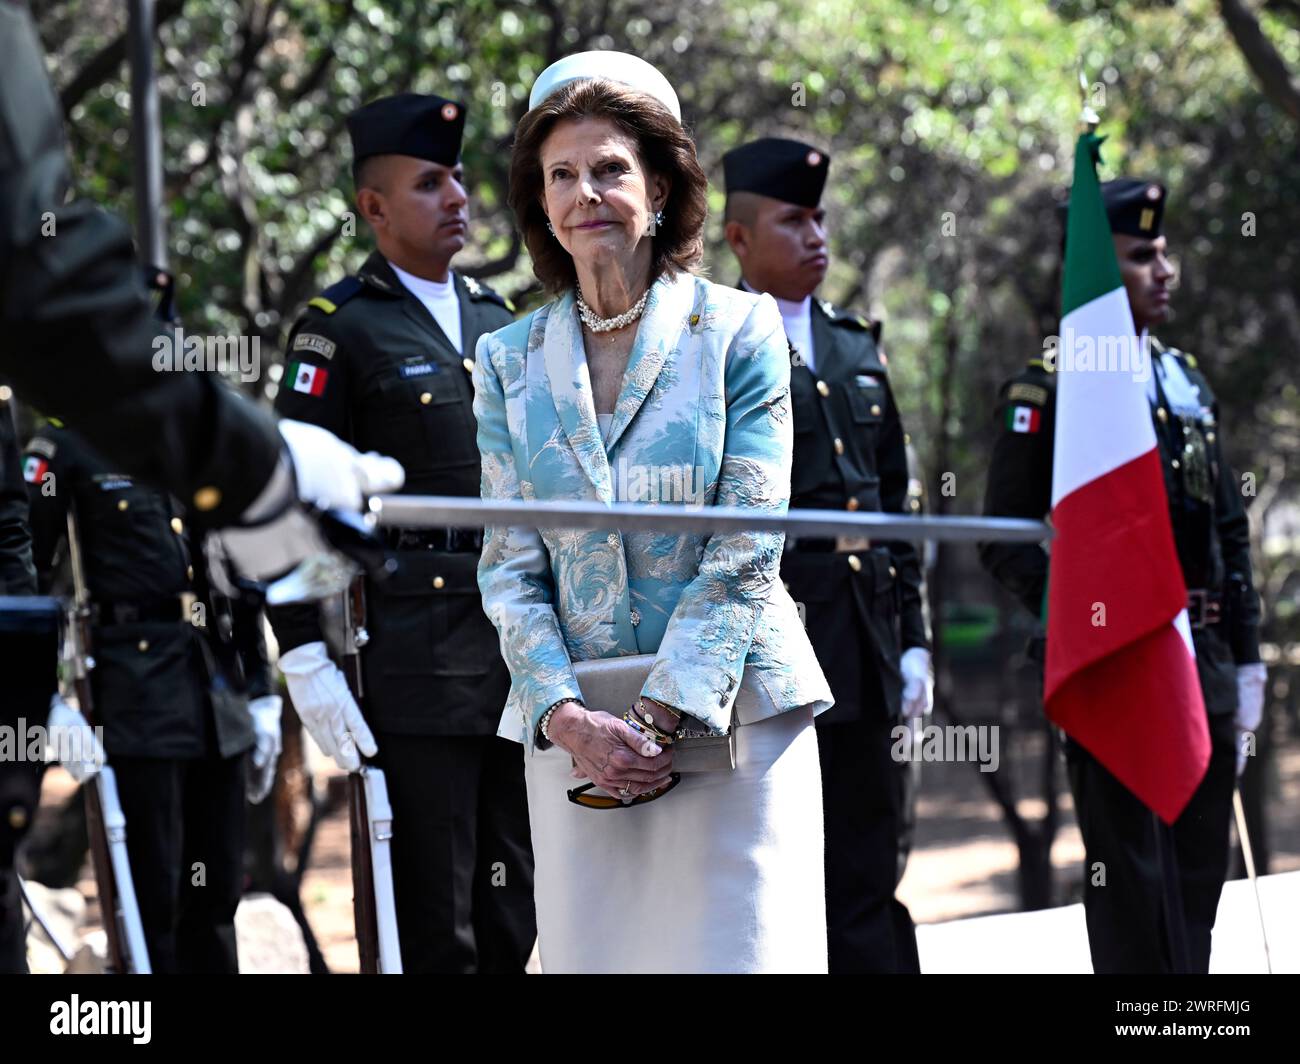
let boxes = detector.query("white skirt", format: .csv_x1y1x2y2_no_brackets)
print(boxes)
525,705,827,974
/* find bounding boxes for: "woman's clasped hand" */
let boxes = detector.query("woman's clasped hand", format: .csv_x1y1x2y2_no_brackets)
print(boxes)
548,701,675,798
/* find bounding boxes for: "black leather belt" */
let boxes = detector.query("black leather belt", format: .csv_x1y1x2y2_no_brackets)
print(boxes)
1186,589,1222,629
787,537,838,553
384,527,483,553
93,594,196,625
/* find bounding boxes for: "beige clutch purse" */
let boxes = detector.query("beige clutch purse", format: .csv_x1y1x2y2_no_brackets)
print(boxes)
571,654,771,772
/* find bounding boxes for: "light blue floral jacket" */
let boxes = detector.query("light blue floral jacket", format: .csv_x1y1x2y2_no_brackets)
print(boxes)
473,269,832,749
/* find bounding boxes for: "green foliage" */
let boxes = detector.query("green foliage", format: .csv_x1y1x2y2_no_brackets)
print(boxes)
38,0,1299,528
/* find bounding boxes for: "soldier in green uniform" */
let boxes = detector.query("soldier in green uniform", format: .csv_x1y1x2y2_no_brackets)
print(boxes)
268,93,536,974
23,424,281,973
0,384,46,973
723,138,932,974
980,179,1265,973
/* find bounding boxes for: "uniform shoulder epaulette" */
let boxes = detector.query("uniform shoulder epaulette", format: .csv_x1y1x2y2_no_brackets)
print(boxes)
462,274,516,314
818,299,881,342
307,275,364,315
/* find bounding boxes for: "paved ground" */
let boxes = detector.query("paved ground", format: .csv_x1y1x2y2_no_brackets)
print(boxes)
30,717,1300,974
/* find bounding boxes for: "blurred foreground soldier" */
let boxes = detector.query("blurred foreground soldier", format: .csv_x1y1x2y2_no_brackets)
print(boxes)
980,180,1264,973
723,138,931,973
24,423,283,972
0,6,402,578
0,385,47,973
269,93,535,973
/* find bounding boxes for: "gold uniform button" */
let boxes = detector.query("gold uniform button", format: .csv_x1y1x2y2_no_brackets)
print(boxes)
420,392,433,405
462,357,475,373
846,498,860,512
0,385,11,403
170,517,184,535
137,640,150,653
186,566,194,581
889,565,897,578
7,807,27,831
1156,407,1168,423
1171,459,1180,470
783,581,791,592
117,499,129,512
870,404,882,417
193,486,222,511
816,380,830,397
833,438,845,455
1206,431,1216,443
847,554,862,572
432,576,445,590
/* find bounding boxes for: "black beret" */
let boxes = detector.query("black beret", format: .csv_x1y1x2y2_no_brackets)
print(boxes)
1058,177,1166,240
347,93,466,178
722,137,830,209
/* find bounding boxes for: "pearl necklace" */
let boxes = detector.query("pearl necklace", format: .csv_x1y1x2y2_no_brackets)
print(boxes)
576,287,650,333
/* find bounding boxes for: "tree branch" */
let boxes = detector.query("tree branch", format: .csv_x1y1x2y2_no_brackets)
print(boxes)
58,0,186,117
1218,0,1300,124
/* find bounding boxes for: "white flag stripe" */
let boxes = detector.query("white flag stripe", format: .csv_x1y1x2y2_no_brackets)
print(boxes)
1173,608,1195,658
1051,286,1156,508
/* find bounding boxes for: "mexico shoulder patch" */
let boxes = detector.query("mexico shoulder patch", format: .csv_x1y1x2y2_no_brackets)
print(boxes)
23,456,49,484
292,333,337,360
1006,405,1041,434
288,361,329,397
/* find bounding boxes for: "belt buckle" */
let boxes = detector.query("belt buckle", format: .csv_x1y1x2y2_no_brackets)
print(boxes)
1187,589,1207,628
835,535,872,553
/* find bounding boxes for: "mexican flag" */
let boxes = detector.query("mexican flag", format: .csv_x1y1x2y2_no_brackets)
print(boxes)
289,360,329,396
1043,132,1208,825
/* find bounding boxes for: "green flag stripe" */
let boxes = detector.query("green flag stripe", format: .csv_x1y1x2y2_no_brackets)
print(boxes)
1061,132,1125,318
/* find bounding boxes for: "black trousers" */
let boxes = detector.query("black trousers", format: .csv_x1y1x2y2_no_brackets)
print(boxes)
111,748,246,973
817,714,920,974
1065,711,1236,974
374,732,535,974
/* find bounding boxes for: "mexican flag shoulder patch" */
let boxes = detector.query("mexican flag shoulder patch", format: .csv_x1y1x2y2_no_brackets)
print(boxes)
289,360,329,397
23,456,48,484
1006,404,1041,434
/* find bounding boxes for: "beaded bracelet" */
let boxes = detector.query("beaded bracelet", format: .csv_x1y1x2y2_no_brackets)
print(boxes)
539,697,583,744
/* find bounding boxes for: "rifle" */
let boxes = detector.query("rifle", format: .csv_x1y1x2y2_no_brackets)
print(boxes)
339,575,402,974
64,507,151,974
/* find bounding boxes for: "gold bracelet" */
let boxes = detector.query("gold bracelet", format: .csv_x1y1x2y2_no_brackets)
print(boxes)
623,707,675,746
636,696,680,734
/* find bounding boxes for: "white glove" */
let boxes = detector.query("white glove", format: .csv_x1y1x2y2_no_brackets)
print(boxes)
45,694,105,783
245,694,283,804
278,641,376,772
279,419,405,513
217,420,405,583
900,647,933,720
1234,662,1267,777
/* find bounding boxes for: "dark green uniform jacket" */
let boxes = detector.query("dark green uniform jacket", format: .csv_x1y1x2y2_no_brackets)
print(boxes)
24,426,269,758
269,254,514,736
980,341,1261,715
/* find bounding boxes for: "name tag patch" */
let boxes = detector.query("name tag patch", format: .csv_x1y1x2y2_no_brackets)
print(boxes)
400,361,438,378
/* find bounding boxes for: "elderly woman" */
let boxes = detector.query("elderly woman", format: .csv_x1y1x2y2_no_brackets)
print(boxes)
473,51,833,973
